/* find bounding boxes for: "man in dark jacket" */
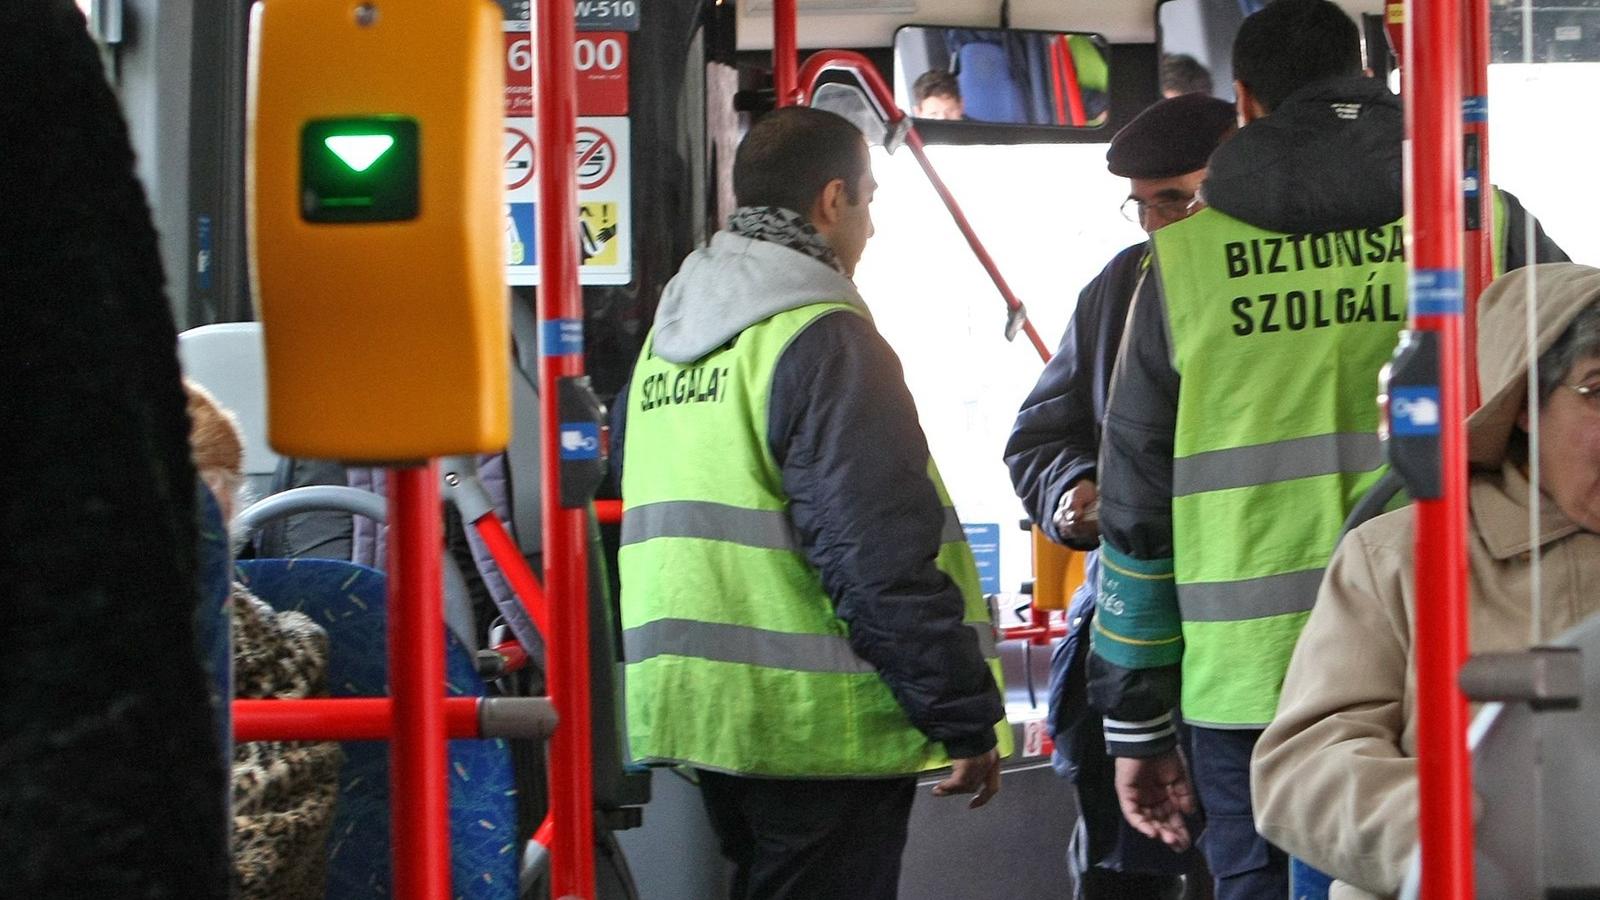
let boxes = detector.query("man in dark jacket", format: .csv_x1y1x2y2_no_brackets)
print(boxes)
1006,92,1235,900
1088,3,1568,898
613,107,1009,900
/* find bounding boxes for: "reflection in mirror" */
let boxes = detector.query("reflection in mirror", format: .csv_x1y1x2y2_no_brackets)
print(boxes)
892,26,1110,128
1156,0,1254,102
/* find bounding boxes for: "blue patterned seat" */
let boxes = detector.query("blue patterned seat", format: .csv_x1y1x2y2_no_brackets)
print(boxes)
236,558,519,900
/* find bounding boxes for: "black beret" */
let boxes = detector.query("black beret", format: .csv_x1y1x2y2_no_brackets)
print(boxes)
1106,93,1237,179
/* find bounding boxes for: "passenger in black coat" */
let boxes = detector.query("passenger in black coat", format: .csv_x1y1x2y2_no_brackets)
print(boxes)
0,3,229,896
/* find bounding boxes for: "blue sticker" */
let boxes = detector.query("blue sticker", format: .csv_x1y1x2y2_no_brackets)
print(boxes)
1462,95,1488,123
963,522,1001,595
196,215,213,291
541,318,584,356
558,422,601,460
1411,269,1463,316
1391,386,1443,436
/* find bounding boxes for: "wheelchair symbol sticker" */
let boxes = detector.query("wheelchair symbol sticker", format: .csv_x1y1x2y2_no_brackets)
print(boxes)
560,423,601,460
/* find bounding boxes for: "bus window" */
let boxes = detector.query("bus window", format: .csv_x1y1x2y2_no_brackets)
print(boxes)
1489,62,1600,263
854,142,1143,601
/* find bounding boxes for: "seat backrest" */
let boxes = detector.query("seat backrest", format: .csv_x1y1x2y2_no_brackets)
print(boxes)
236,558,518,900
956,42,1028,124
178,323,277,497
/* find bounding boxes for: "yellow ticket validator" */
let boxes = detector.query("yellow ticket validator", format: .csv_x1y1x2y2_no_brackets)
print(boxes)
248,0,508,461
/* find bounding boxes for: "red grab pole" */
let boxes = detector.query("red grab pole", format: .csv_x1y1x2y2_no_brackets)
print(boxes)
1462,0,1493,410
533,0,595,893
387,462,452,899
1405,0,1475,895
773,0,799,106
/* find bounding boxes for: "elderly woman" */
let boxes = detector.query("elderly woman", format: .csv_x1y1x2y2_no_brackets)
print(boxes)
1250,263,1600,900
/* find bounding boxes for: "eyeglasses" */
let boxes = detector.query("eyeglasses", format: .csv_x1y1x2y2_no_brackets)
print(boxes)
1565,382,1600,410
1120,194,1202,225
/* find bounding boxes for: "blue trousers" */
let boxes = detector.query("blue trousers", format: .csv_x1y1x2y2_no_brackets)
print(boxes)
1188,727,1289,900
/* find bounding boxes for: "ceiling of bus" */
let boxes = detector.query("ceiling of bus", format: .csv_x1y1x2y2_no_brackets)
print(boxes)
735,0,1386,50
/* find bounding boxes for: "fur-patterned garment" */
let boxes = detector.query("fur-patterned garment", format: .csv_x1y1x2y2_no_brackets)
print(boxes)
230,583,342,900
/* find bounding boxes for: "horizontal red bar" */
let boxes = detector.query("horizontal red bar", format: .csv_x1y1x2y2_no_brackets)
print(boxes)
233,697,480,742
595,499,621,524
999,625,1067,642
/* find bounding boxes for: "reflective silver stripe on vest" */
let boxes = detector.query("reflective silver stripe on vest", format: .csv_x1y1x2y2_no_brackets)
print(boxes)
1172,432,1384,498
623,500,967,552
1176,568,1326,622
621,500,798,550
624,618,999,671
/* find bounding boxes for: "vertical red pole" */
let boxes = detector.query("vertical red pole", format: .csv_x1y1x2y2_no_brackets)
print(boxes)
533,0,595,892
388,462,451,899
1406,0,1475,896
1462,0,1493,410
774,0,798,106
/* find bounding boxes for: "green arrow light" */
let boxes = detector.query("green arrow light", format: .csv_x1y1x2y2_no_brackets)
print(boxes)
324,134,396,173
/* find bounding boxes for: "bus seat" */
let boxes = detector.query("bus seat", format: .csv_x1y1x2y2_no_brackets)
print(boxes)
955,41,1028,124
178,323,276,498
1398,612,1600,898
236,558,519,900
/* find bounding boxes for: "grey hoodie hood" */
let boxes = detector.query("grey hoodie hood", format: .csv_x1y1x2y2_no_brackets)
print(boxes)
650,230,867,364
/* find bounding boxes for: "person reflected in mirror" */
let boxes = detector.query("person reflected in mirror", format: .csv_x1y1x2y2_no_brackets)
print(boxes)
1007,91,1236,900
1251,265,1600,900
1088,2,1567,898
912,68,966,120
1161,54,1215,98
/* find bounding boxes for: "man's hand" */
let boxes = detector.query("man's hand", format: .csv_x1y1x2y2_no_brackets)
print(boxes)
1113,750,1196,851
932,749,1002,809
1051,480,1100,544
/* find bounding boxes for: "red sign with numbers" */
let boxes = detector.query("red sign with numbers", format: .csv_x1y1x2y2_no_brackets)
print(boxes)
504,31,534,117
575,32,628,116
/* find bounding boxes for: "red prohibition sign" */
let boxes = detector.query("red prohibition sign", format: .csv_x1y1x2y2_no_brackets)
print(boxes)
574,126,617,190
504,127,535,191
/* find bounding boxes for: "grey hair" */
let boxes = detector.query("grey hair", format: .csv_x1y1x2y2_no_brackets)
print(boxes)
1537,304,1600,405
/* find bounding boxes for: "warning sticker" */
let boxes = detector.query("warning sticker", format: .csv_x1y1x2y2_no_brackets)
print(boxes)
579,202,620,267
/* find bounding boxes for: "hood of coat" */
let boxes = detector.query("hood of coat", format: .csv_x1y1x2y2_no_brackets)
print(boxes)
649,230,867,364
1471,461,1587,559
1204,75,1403,234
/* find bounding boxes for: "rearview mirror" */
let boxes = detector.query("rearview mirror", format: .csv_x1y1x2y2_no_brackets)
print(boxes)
893,25,1110,128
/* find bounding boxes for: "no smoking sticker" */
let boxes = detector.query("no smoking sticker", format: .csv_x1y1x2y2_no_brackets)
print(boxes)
574,126,617,190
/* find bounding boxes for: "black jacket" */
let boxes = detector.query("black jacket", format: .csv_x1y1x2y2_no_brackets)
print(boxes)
1091,76,1569,755
613,236,1003,760
1005,241,1147,547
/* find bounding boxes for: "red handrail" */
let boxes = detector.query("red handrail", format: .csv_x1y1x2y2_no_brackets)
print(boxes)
533,0,596,892
388,463,452,898
1462,0,1492,410
1053,36,1087,127
1406,0,1475,895
773,0,799,106
234,698,483,742
473,512,553,639
795,51,1052,363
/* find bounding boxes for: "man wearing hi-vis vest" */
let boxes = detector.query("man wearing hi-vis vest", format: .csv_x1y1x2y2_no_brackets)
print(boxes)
1088,3,1567,899
613,106,1011,900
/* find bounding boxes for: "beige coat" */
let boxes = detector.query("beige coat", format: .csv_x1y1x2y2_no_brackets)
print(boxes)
1251,463,1600,900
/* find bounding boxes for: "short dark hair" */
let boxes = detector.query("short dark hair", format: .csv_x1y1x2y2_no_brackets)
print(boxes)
1160,54,1214,96
1233,0,1362,112
733,106,867,216
913,69,961,104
